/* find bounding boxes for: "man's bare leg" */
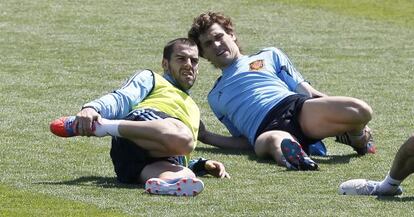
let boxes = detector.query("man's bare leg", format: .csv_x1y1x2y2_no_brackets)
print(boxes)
254,130,318,170
254,130,295,166
339,135,414,196
299,96,374,153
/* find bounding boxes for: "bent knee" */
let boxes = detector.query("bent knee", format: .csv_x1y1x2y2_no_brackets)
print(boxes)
166,133,194,155
350,98,373,123
254,131,292,156
404,134,414,155
162,119,195,155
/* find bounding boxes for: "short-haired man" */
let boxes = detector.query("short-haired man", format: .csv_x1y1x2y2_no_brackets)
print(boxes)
50,38,229,196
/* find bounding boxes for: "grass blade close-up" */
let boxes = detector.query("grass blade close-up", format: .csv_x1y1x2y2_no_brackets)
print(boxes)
1,0,413,216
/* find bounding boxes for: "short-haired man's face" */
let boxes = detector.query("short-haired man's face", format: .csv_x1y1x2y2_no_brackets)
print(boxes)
198,23,241,69
163,43,199,90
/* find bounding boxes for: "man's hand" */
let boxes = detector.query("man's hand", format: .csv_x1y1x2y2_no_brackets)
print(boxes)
296,82,327,98
75,107,101,136
205,160,230,179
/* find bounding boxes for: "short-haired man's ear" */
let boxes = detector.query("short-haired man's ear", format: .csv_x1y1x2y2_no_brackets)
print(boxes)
162,59,169,72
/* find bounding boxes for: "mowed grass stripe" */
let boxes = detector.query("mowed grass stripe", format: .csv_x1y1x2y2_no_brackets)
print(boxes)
273,0,414,27
0,184,125,217
1,0,413,216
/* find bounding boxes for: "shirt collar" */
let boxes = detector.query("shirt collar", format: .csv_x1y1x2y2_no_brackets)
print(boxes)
163,72,190,94
222,55,248,74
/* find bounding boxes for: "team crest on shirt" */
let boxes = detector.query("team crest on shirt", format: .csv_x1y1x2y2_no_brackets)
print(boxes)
249,59,264,71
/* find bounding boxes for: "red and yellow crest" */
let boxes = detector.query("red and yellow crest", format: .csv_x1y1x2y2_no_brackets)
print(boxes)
249,59,264,71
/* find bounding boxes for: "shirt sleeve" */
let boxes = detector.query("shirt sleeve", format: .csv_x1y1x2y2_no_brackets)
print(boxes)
273,48,305,91
82,70,154,119
188,158,208,176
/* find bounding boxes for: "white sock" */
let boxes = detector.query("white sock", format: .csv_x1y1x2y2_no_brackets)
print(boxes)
378,173,402,194
94,119,121,137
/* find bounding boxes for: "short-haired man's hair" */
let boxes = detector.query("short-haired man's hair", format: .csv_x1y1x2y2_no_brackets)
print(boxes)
188,11,240,56
163,38,197,61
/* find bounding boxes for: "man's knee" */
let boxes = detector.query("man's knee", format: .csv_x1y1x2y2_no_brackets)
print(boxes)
403,134,414,155
161,120,194,155
255,131,292,155
350,98,373,123
164,133,194,155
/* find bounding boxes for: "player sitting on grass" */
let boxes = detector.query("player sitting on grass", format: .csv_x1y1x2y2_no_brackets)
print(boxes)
339,134,414,196
188,11,376,171
50,38,229,196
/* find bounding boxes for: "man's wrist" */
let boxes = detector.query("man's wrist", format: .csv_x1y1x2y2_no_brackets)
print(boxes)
189,158,209,176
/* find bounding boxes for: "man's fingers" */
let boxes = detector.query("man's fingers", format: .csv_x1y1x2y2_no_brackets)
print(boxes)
76,117,91,136
73,119,79,135
205,161,230,178
221,171,230,179
224,172,230,179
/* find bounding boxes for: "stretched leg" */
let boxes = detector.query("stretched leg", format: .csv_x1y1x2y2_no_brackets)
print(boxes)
254,130,295,166
254,130,317,170
50,116,194,157
369,135,414,195
141,161,204,196
389,134,414,181
338,135,414,196
299,96,373,151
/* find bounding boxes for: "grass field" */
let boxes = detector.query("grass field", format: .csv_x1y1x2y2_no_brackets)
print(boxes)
1,0,414,216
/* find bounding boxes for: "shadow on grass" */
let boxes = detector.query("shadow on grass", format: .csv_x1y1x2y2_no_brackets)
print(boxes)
196,146,254,156
36,176,143,189
376,196,414,202
312,153,359,165
196,146,359,166
197,146,277,166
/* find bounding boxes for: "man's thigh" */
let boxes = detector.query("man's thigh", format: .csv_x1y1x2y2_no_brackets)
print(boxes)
299,96,371,138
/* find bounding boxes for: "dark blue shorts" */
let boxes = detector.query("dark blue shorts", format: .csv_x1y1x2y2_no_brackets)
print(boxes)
254,94,319,154
110,108,183,184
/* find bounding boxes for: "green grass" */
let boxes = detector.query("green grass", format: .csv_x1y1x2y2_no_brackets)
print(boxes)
0,184,124,217
276,0,414,27
1,0,414,216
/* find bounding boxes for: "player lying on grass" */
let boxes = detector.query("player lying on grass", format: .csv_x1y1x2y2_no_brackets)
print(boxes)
339,134,414,196
50,38,229,196
188,11,376,171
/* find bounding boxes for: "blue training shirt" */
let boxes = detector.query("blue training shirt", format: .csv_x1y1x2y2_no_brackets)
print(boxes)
208,47,306,145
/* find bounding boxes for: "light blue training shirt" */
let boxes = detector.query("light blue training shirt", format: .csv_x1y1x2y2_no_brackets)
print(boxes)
208,47,306,145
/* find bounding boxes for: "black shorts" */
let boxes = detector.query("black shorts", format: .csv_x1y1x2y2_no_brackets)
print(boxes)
110,108,182,184
254,94,319,154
